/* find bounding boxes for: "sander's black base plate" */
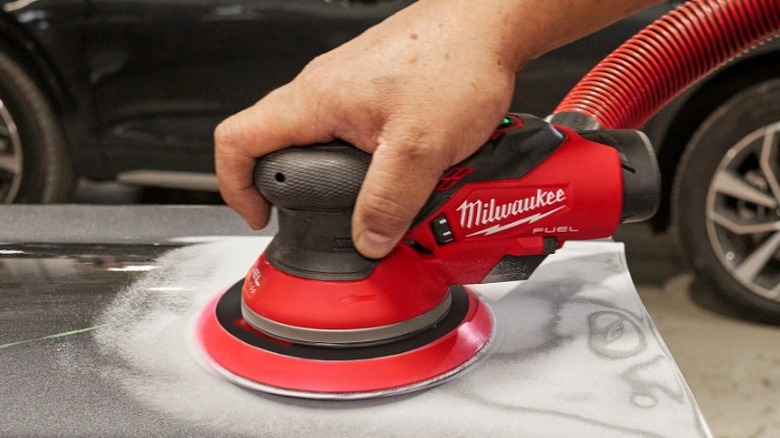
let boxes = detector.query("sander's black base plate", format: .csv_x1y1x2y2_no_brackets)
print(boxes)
216,280,471,360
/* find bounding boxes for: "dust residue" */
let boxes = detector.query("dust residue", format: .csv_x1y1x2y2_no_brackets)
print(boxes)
92,237,472,437
92,238,708,437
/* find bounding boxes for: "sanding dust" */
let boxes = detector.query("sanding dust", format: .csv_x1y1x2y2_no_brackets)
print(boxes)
93,237,708,437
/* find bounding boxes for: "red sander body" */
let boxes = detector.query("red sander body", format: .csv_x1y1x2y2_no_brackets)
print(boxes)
196,114,660,399
196,0,780,400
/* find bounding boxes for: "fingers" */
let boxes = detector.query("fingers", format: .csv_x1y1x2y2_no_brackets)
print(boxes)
214,88,325,229
352,129,448,259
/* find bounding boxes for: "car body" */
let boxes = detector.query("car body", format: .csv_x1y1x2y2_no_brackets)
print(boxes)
0,0,676,193
2,0,780,319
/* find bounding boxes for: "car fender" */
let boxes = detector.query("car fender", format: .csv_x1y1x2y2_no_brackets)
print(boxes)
643,41,780,232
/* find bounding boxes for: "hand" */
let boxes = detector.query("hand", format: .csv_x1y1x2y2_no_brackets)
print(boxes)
215,0,662,259
215,1,517,258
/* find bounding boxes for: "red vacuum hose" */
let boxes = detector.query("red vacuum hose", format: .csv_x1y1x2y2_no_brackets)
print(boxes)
552,0,780,129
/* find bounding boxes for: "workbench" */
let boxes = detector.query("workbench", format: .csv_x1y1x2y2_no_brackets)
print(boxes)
0,206,711,437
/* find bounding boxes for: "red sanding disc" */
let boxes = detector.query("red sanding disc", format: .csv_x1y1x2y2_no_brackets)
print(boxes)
195,282,493,399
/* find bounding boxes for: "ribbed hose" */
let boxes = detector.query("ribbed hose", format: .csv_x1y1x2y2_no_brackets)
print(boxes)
552,0,780,129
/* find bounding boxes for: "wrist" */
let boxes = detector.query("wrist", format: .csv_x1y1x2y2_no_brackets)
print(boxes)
413,0,663,72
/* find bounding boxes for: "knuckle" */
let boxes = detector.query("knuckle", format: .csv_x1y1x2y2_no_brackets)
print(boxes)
218,186,237,205
380,126,450,167
213,120,236,151
392,126,430,152
398,139,437,160
359,191,415,234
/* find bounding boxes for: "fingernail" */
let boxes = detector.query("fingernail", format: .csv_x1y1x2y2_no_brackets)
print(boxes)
357,230,394,259
247,217,267,231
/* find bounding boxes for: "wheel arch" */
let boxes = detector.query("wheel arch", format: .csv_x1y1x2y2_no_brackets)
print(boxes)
651,49,780,232
0,12,75,119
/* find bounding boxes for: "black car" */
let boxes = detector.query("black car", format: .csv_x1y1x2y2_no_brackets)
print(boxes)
2,0,780,320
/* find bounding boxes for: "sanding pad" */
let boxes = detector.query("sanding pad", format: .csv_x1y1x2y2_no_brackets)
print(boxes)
195,282,493,400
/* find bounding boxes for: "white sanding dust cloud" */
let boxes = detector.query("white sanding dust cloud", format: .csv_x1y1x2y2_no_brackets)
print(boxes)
93,237,709,437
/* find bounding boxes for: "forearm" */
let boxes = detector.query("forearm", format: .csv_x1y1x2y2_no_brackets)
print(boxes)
501,0,664,66
375,0,664,74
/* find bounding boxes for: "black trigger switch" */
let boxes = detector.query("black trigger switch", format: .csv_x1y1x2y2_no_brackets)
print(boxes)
430,214,455,245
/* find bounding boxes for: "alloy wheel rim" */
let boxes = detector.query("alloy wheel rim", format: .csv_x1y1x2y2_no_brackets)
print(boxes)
0,99,22,202
705,121,780,303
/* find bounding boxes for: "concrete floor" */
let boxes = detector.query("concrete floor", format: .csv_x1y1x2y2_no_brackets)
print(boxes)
615,225,780,438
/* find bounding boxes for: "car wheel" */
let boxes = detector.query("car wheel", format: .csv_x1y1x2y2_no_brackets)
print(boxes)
674,79,780,320
0,49,73,203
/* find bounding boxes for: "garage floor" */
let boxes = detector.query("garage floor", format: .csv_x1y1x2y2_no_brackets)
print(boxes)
615,225,780,438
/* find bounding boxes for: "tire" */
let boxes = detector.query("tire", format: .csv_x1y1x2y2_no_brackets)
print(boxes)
0,48,73,203
673,79,780,321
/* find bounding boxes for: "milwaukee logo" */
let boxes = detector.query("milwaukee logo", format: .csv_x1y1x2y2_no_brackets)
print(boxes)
456,188,567,237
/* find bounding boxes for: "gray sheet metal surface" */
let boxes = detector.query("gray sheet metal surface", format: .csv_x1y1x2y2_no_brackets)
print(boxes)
0,206,711,437
0,242,193,436
0,205,269,243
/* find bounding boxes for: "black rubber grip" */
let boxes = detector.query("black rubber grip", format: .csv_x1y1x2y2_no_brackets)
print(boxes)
253,141,376,279
250,114,566,279
253,142,371,212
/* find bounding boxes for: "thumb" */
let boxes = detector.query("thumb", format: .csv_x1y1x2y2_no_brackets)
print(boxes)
352,134,448,259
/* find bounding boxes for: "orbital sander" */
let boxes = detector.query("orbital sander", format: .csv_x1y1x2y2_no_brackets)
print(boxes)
196,0,780,399
196,114,660,399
